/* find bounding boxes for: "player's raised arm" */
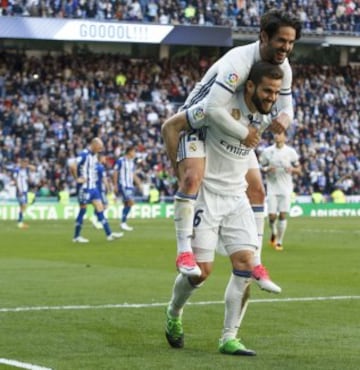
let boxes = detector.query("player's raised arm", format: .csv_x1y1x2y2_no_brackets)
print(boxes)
269,62,294,133
201,49,255,142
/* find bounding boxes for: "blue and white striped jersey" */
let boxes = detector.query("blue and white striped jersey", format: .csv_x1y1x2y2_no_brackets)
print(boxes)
76,149,98,190
13,167,29,193
96,162,106,192
113,156,135,190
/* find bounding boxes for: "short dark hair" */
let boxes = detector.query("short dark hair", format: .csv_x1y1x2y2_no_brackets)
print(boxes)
260,9,302,41
125,146,135,154
248,61,284,85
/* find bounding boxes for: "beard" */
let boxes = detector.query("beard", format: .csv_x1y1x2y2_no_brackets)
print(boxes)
251,92,273,114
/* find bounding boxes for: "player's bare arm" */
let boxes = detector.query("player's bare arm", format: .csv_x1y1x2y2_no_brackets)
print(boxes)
69,162,84,183
134,173,143,193
112,171,119,195
285,163,301,175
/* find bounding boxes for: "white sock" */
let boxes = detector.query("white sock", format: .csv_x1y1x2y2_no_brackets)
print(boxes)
168,274,199,318
269,218,277,236
174,195,196,255
252,205,264,266
222,272,251,342
277,219,287,245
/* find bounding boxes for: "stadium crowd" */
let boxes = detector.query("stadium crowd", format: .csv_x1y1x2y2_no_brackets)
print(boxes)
0,52,359,200
0,0,360,33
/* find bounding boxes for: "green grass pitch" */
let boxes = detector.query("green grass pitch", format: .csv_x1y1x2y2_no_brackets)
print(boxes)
0,217,359,370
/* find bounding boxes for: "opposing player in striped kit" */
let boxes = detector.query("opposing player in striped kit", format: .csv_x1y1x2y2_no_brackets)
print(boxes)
70,137,123,243
13,158,36,229
113,146,142,232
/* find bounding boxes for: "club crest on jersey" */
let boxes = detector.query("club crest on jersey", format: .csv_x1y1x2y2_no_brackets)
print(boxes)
231,109,241,120
192,107,205,122
225,72,239,88
189,142,197,152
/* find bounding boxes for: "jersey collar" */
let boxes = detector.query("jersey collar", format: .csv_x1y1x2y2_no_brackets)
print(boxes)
238,91,261,123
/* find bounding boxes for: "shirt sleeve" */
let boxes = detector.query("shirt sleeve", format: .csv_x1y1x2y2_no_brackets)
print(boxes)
276,61,294,122
203,50,253,139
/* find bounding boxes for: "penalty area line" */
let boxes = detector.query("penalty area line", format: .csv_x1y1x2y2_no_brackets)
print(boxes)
0,295,359,313
0,358,52,370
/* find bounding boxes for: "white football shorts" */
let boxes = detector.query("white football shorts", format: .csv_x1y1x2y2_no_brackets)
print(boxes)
267,193,292,214
177,102,207,162
191,186,258,263
176,129,206,161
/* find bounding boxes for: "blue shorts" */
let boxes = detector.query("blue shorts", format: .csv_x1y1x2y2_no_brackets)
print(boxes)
78,188,101,205
17,192,28,205
119,186,134,202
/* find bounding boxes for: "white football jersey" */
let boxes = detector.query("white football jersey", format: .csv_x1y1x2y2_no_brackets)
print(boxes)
202,90,265,196
260,144,300,195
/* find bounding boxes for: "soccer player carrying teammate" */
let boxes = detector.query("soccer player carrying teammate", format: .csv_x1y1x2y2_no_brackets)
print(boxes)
113,146,141,232
259,131,301,250
13,158,36,229
70,137,123,243
162,9,302,294
164,61,284,355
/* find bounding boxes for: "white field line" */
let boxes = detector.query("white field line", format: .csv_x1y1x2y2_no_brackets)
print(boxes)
302,228,360,234
0,295,359,313
0,358,52,370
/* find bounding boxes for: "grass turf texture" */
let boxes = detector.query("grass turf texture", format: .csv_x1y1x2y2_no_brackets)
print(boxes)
0,217,359,370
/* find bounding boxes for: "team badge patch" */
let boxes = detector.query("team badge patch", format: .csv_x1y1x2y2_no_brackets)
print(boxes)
231,109,241,120
189,142,197,152
225,72,239,88
192,107,205,122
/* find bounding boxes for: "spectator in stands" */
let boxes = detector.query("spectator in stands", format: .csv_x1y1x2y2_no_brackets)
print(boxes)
0,51,359,202
331,184,347,203
1,1,359,33
311,185,326,204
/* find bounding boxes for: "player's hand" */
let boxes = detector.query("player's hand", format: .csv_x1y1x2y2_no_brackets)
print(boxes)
243,126,260,148
77,177,86,184
269,112,290,134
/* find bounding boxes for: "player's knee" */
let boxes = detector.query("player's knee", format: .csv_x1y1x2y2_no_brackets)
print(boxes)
181,170,203,193
269,213,276,221
231,251,254,272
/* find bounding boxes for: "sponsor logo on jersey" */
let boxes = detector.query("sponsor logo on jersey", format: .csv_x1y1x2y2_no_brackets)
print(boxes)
225,73,239,88
231,109,241,120
220,140,250,157
192,107,205,122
